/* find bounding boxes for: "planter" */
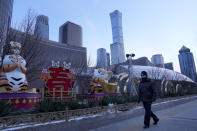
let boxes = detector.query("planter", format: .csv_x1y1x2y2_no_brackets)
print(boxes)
0,93,41,112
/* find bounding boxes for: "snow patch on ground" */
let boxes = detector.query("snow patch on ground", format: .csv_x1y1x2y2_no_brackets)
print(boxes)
1,120,65,131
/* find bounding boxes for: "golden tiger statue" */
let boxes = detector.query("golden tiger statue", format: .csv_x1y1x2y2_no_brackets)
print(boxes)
0,41,28,92
90,68,117,94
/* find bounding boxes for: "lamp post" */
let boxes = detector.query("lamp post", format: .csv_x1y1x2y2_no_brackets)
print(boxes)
126,53,138,96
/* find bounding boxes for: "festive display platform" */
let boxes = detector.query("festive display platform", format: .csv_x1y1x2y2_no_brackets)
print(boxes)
0,93,41,112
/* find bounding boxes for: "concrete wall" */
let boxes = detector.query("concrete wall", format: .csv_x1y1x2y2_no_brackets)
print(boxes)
27,39,87,89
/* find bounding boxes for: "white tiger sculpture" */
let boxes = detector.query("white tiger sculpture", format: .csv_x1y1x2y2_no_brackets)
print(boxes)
0,41,28,92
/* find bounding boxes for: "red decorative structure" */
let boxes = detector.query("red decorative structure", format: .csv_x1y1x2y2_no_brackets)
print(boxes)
41,66,75,98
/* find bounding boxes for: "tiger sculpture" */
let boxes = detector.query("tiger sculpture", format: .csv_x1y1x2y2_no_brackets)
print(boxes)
90,68,117,94
0,41,28,92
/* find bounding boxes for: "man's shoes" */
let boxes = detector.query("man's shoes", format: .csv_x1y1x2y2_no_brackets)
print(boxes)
143,125,149,129
153,119,159,125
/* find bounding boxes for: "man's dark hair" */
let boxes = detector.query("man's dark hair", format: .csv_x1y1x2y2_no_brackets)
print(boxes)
141,71,148,77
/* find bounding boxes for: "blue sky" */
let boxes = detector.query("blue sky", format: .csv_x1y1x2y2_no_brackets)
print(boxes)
12,0,197,72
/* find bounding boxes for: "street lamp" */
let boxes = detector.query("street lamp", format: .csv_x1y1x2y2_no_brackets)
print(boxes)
126,53,138,96
126,53,135,58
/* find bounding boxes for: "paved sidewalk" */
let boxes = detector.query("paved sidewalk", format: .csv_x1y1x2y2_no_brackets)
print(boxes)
90,100,197,131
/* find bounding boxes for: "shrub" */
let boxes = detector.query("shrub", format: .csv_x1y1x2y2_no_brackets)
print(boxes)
65,100,88,110
35,99,66,112
125,96,138,103
53,101,67,111
0,100,13,117
97,96,137,106
98,97,110,106
87,99,97,108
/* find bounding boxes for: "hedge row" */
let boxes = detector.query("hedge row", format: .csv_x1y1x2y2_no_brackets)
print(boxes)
0,92,197,116
35,96,138,113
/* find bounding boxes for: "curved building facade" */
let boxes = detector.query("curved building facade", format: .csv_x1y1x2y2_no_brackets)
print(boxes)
117,65,193,82
34,15,49,40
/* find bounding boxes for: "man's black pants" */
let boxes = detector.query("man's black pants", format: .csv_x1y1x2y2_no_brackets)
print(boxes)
143,101,158,126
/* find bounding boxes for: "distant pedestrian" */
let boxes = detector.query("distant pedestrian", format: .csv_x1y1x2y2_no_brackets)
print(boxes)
138,71,159,129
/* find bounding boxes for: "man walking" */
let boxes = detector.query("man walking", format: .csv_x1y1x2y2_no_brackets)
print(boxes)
138,71,159,129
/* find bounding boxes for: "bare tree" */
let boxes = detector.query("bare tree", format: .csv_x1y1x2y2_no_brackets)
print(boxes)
161,69,171,81
1,9,42,83
151,67,163,80
70,54,94,94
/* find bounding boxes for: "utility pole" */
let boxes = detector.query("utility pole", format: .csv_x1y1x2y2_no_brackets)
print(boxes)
126,53,138,96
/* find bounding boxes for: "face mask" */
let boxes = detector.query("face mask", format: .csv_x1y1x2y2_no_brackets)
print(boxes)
14,49,20,55
142,77,147,82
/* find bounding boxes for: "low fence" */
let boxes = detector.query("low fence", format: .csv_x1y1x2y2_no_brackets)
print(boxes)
41,88,76,100
0,102,136,129
0,95,196,129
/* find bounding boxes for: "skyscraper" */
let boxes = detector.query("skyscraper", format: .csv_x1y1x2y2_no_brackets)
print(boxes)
59,21,82,47
110,42,122,65
106,52,110,66
178,46,197,82
151,54,164,67
97,48,107,69
0,0,14,56
34,15,49,40
164,62,174,70
110,10,125,65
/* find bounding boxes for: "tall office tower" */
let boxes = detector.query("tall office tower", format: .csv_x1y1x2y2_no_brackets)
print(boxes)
151,54,164,67
34,15,49,40
164,62,174,70
0,0,14,56
110,10,125,65
97,48,107,69
110,43,122,65
179,46,197,82
106,52,110,66
59,21,82,47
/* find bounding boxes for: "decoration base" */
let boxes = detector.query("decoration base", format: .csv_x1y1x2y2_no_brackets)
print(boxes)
0,93,41,112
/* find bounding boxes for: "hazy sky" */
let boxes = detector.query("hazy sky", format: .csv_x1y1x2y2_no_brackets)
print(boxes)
12,0,197,72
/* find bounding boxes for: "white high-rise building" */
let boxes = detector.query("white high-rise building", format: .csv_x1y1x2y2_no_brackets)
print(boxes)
34,15,49,40
151,54,164,67
110,10,125,65
0,0,14,56
97,48,107,69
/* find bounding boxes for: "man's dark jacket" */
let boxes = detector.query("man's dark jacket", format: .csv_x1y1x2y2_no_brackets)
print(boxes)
138,78,156,102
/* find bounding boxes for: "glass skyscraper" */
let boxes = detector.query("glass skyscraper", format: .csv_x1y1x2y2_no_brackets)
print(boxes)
151,54,164,67
34,15,49,40
97,48,107,69
110,10,125,65
178,46,197,82
0,0,14,56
